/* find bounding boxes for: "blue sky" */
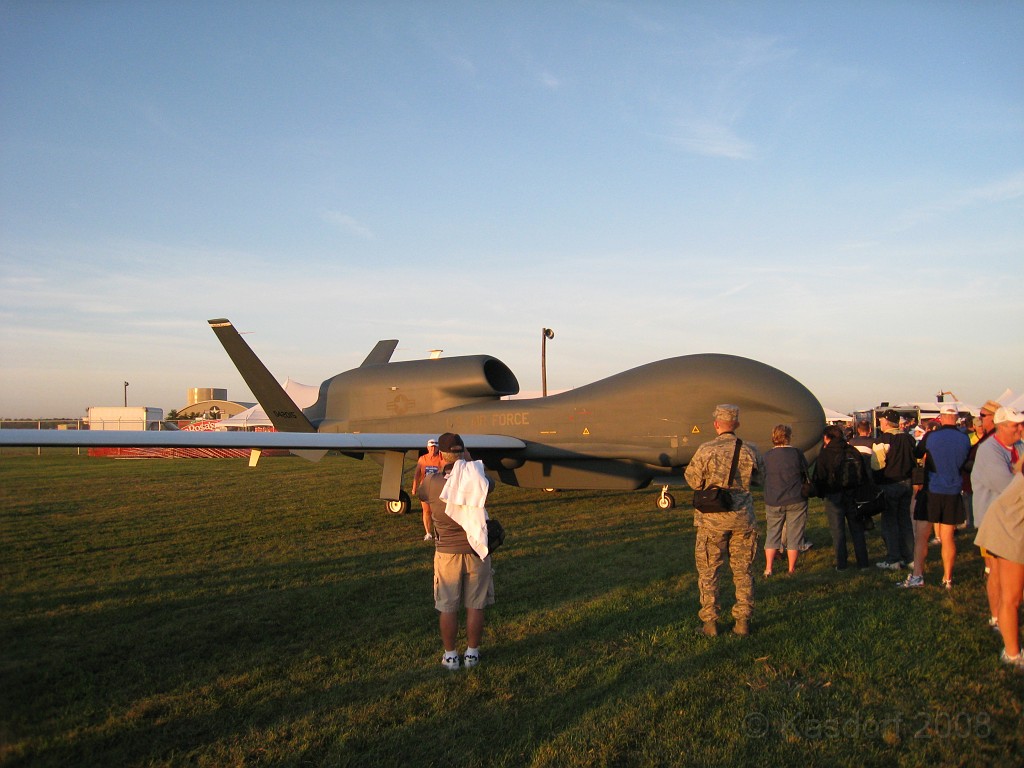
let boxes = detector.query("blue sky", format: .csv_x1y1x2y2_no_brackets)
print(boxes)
2,1,1022,418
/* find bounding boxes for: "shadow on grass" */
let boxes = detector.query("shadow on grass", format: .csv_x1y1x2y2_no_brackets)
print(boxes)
3,459,1023,767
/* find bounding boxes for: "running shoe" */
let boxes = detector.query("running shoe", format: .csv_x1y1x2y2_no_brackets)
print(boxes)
896,574,924,588
999,650,1024,672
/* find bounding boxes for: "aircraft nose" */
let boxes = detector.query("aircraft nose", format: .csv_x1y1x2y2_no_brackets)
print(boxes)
780,378,827,456
699,354,825,456
750,358,825,456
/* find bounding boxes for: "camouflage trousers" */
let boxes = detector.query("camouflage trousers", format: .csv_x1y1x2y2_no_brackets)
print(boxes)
694,523,758,623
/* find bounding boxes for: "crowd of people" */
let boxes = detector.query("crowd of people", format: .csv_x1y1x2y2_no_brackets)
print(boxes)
779,402,1023,671
414,401,1023,673
682,400,1023,673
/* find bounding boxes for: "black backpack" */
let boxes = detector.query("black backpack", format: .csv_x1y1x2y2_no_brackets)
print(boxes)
834,445,867,490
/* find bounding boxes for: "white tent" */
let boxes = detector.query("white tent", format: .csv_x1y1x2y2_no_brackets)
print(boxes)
215,378,320,429
996,389,1024,411
824,407,853,423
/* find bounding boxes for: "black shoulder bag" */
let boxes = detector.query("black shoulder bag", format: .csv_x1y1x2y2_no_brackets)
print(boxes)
693,439,742,513
486,518,505,552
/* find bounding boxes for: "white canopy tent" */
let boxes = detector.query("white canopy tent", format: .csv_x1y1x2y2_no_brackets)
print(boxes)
996,389,1024,412
824,407,853,423
215,378,320,429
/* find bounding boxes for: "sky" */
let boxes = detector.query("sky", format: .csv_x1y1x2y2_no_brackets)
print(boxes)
2,1,1022,419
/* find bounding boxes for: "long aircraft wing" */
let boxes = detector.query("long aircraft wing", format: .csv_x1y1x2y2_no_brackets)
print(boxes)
0,430,526,452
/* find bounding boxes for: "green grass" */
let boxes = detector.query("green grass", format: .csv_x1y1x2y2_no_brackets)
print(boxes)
1,453,1021,767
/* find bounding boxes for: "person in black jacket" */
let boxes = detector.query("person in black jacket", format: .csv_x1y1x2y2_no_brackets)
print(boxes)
873,409,918,570
813,425,870,570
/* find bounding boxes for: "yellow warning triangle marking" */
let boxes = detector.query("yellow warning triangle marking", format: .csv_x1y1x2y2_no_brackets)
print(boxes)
582,427,590,435
691,426,701,434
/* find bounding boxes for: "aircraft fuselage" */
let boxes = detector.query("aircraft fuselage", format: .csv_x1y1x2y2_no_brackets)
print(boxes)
313,353,824,490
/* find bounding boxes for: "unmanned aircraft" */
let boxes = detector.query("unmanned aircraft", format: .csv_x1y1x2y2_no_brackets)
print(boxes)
0,318,826,512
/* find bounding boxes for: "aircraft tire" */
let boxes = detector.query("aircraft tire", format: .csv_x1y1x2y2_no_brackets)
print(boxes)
655,492,675,511
384,490,411,515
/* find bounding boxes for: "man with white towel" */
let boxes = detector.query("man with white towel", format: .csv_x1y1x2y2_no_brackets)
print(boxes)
418,432,495,671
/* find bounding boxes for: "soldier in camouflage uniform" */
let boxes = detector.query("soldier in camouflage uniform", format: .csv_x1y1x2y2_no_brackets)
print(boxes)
684,404,764,637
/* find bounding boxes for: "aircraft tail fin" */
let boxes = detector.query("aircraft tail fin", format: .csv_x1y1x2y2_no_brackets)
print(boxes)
361,340,399,367
208,318,317,433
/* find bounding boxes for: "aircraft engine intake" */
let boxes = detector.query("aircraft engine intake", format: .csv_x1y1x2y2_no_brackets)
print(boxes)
311,354,520,425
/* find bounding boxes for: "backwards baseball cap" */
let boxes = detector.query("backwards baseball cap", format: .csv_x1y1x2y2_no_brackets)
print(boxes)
427,439,438,447
994,406,1024,425
437,432,465,452
939,404,958,416
879,409,900,424
981,400,1003,415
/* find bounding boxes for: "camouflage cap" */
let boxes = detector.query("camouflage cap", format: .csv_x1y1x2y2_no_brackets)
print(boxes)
713,404,740,423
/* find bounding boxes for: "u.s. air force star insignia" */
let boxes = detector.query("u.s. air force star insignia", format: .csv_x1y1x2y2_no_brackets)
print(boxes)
387,395,415,416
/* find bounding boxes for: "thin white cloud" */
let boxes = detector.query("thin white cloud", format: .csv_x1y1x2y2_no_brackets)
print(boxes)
665,118,754,159
449,55,477,77
540,71,561,90
962,170,1024,204
321,211,375,240
652,34,794,160
716,281,752,299
836,240,882,251
895,169,1024,229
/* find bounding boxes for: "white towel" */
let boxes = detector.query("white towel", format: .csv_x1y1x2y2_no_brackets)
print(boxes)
440,459,490,558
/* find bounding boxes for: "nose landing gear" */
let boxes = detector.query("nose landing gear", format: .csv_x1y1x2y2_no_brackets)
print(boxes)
655,485,676,510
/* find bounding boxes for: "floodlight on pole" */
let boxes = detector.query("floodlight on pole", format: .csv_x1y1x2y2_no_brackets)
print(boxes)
124,381,129,407
541,328,554,397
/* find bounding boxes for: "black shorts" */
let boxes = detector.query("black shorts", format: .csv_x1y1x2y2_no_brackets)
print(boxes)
913,491,964,525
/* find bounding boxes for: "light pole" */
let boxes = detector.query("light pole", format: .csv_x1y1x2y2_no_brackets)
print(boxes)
123,381,129,407
541,328,554,397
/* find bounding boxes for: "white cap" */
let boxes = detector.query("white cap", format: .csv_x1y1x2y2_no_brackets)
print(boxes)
994,406,1024,424
427,438,438,446
939,404,958,416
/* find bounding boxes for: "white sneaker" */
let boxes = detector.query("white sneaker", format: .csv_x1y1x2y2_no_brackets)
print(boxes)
999,650,1024,671
988,617,1000,632
441,653,460,671
897,574,924,589
876,561,901,570
463,651,480,668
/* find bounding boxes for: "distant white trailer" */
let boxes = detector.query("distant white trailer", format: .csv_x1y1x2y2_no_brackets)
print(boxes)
86,406,164,431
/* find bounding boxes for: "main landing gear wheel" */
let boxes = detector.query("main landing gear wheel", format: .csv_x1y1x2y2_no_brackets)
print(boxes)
384,490,411,515
655,488,676,510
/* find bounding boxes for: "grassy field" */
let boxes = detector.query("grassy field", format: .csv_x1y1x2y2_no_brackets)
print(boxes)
1,452,1021,767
